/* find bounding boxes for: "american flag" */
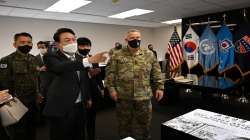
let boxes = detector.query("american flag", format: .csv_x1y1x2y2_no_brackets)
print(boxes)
168,28,183,71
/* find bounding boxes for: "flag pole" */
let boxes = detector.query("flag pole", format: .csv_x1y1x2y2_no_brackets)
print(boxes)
207,17,210,25
188,19,192,27
223,13,227,25
243,9,248,23
174,25,177,32
188,20,192,74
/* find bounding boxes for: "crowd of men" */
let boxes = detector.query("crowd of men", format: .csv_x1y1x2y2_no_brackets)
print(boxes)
0,28,163,140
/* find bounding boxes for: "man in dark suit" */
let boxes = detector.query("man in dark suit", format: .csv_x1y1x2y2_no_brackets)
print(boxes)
35,41,47,124
76,37,104,140
43,28,107,140
36,41,47,68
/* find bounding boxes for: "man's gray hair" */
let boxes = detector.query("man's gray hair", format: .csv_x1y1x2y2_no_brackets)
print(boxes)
127,29,140,34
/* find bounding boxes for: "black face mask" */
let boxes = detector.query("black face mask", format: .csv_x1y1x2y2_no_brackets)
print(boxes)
128,39,141,48
18,45,32,54
78,49,90,56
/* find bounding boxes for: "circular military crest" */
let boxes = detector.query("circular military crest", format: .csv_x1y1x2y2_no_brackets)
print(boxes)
220,39,232,51
184,41,197,53
199,39,216,55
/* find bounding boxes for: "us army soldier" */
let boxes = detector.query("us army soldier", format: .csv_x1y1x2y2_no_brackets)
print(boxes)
105,29,164,140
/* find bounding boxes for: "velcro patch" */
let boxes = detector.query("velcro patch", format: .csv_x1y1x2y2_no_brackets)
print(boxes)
0,64,7,69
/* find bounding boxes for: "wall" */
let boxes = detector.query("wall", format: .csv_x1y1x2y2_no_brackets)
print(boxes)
0,16,154,57
0,16,179,61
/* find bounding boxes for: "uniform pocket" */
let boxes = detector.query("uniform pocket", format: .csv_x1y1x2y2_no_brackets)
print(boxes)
13,61,28,74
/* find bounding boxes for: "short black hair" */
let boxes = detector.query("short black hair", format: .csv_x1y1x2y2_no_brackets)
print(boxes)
115,42,121,45
148,44,153,48
53,28,75,42
14,32,32,41
37,41,46,46
77,37,91,46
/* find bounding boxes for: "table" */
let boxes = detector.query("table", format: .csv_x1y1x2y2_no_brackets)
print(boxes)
161,109,250,140
164,74,242,95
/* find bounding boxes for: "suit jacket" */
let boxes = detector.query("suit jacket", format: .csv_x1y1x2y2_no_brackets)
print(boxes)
35,54,44,67
75,54,104,100
35,54,47,97
43,51,91,117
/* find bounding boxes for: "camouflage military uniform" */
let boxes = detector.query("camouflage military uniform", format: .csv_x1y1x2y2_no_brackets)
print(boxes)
105,46,164,140
108,46,123,56
0,50,39,140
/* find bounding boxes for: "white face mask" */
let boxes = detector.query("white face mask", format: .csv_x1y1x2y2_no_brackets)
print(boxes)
39,48,47,55
62,43,77,55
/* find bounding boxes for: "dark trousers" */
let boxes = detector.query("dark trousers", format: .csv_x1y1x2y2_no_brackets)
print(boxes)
0,125,9,140
85,101,96,140
38,98,46,125
5,102,38,140
0,104,9,140
48,103,85,140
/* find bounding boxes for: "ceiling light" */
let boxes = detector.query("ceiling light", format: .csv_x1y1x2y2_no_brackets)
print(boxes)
162,19,182,24
45,0,92,13
109,8,154,19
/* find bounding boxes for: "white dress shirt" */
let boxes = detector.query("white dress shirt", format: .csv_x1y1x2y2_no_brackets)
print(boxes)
63,52,91,103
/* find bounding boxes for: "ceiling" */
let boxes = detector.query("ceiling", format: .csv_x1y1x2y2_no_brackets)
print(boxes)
0,0,249,28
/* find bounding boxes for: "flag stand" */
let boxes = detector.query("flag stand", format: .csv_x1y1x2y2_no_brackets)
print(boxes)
220,14,230,100
236,9,249,104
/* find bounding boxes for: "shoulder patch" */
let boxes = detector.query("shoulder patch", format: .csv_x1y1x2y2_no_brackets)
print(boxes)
0,63,7,69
